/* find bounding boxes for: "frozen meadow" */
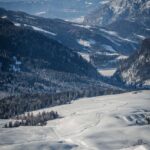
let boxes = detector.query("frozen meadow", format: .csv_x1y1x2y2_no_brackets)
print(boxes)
0,90,150,150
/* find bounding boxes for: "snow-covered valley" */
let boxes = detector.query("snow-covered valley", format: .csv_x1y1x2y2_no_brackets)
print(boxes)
0,91,150,150
0,0,150,149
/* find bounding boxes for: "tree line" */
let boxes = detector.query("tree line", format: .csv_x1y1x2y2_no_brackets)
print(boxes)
4,110,59,128
0,86,120,119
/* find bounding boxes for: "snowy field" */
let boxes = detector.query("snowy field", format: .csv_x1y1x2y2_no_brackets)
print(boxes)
98,68,117,77
0,91,150,150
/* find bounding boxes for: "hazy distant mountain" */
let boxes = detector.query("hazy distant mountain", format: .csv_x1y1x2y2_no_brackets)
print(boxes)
84,0,150,26
0,0,103,22
114,39,150,88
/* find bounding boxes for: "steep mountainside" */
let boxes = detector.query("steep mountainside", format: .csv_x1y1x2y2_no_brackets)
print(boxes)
114,39,150,88
0,18,123,118
0,18,98,78
84,0,150,46
0,13,127,118
84,0,150,27
0,8,138,69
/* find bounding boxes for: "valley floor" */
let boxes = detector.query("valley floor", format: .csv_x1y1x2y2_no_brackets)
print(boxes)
0,91,150,150
98,68,117,77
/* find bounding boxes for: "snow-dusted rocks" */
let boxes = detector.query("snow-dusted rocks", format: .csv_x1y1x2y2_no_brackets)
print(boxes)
114,39,150,88
84,0,150,27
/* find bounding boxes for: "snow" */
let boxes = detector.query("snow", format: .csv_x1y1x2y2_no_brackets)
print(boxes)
72,23,91,29
121,145,148,150
95,51,127,62
35,11,46,16
31,26,57,36
85,1,92,5
68,16,85,23
145,1,150,9
100,28,137,44
98,68,117,77
1,16,7,19
102,44,116,52
78,52,90,62
121,61,142,85
24,24,57,36
117,55,128,60
99,1,109,5
100,28,118,36
95,51,118,56
0,91,150,150
77,39,95,47
120,48,150,86
14,22,21,27
135,34,146,40
112,5,124,14
143,80,150,87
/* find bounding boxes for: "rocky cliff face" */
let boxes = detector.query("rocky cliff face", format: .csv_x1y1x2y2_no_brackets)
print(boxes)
84,0,150,56
114,39,150,88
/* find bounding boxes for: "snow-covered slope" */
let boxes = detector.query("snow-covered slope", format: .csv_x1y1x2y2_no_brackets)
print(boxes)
114,39,150,88
0,90,150,150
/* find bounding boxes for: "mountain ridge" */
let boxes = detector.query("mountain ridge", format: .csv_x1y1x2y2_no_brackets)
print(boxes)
0,7,139,69
113,38,150,88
